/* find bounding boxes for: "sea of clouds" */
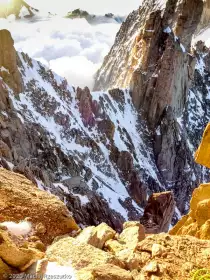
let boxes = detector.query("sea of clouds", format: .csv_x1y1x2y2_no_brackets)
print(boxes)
0,15,120,89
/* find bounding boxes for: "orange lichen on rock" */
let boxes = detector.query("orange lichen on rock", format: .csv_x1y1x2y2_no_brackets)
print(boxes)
195,123,210,168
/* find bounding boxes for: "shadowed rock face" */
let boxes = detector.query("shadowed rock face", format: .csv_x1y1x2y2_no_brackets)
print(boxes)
140,191,175,234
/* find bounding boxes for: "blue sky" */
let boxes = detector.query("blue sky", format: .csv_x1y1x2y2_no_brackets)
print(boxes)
27,0,140,15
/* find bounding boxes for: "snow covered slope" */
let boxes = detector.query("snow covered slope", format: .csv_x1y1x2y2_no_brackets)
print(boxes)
0,48,167,229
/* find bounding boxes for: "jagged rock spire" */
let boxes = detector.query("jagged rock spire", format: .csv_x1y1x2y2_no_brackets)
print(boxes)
94,0,204,127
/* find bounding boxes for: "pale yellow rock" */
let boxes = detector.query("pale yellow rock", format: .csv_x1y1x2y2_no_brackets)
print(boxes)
76,226,96,243
131,270,145,280
77,269,94,280
169,215,189,235
104,239,124,253
116,248,145,270
170,124,210,239
92,264,133,280
151,276,160,280
151,244,166,257
76,223,116,249
195,123,210,168
0,229,44,271
119,222,145,249
143,261,159,273
123,221,141,229
46,236,124,270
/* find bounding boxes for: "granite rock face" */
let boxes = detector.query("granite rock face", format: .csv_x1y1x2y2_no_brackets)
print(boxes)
1,0,210,231
0,29,156,230
94,0,210,220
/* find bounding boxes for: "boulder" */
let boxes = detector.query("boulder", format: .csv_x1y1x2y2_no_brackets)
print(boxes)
0,168,79,245
104,239,125,254
118,222,145,249
76,223,116,249
92,264,133,280
46,236,124,276
140,191,175,234
0,228,44,272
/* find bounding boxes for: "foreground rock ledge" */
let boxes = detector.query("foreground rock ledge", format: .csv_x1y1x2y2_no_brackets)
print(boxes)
0,168,79,245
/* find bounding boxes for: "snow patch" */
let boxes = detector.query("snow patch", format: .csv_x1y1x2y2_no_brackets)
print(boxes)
164,26,171,34
0,221,32,236
74,194,90,206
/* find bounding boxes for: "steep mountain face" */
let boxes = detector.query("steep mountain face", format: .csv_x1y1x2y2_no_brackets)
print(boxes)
0,29,169,231
1,0,210,232
95,0,210,217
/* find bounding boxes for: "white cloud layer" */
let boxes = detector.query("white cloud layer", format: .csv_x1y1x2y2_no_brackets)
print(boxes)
27,0,140,16
0,16,120,89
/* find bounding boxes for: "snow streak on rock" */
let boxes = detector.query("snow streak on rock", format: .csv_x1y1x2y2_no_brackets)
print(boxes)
9,52,163,219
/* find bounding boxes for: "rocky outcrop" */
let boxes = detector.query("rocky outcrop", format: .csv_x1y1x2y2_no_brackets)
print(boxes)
170,123,210,239
197,0,210,33
76,87,96,127
46,236,125,278
117,221,145,249
75,223,116,249
0,0,38,19
43,226,210,280
141,191,175,234
0,166,208,280
0,228,44,273
0,168,79,245
170,182,210,239
95,0,203,125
